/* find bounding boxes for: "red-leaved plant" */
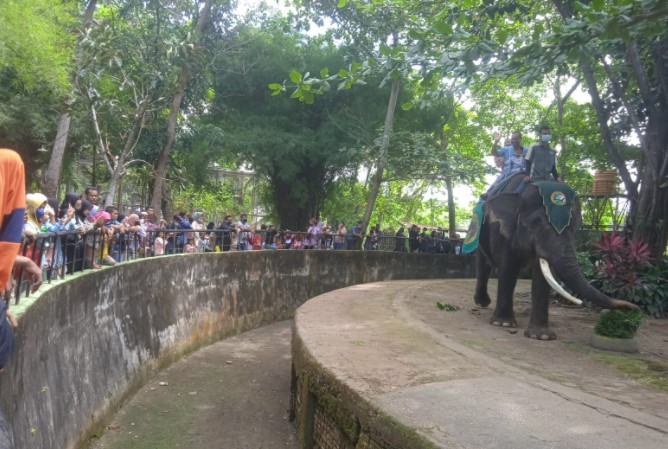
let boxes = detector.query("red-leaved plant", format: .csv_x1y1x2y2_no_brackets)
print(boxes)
592,233,653,294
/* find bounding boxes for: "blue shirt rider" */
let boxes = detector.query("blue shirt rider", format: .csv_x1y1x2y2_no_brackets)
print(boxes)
484,131,528,198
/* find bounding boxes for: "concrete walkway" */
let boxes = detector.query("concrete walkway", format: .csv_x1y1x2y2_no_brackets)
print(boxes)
295,280,668,449
87,279,668,449
87,320,298,449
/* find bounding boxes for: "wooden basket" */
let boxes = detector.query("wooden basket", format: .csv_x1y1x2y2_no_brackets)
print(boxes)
593,170,618,195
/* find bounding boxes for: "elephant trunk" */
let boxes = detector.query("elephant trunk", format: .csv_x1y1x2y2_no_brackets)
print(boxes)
547,252,638,311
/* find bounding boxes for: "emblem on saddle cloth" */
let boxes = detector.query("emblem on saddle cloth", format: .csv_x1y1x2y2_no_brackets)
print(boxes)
536,182,576,234
550,191,567,206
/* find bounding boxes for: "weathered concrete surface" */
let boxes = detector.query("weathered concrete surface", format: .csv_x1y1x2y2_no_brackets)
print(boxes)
292,280,668,449
88,320,298,449
0,251,473,449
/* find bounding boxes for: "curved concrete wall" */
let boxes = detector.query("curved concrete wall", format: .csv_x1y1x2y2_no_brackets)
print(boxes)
0,251,474,449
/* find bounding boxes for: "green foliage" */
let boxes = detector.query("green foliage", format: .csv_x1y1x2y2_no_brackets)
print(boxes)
594,310,643,339
611,259,668,319
576,250,597,280
588,233,668,317
176,123,232,186
321,178,367,227
0,68,61,147
0,0,77,176
208,22,390,229
292,0,668,257
172,183,238,222
322,176,472,233
0,0,76,93
79,1,190,150
387,99,492,185
436,302,460,312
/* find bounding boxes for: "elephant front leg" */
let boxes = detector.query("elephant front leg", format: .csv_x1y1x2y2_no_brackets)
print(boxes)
524,260,557,340
474,250,492,308
491,260,520,328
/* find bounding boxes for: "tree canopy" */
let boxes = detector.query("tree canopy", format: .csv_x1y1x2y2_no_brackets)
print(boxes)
207,22,391,229
278,0,668,254
1,0,665,254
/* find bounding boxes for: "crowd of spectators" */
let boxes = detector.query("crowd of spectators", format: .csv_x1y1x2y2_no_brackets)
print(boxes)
2,149,469,373
167,217,459,254
18,186,463,287
21,187,153,277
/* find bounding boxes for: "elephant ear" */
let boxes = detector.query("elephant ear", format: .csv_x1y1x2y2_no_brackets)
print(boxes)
484,193,520,239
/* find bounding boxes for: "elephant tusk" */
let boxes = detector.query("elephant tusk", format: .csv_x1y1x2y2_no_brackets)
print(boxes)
539,258,583,305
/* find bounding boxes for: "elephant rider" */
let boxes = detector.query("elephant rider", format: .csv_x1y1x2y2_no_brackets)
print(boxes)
516,125,561,192
483,131,528,199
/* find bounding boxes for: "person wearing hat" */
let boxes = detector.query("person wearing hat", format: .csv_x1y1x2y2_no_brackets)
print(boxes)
24,192,48,240
90,210,116,266
23,192,48,269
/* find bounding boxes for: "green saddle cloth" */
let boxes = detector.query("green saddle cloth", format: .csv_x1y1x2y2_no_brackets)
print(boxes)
535,181,575,234
462,200,484,254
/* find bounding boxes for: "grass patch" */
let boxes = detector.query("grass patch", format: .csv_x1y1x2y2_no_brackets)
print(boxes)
590,352,668,393
562,341,589,352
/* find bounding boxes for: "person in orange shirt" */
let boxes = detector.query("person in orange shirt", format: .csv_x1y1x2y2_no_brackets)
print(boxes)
0,149,42,371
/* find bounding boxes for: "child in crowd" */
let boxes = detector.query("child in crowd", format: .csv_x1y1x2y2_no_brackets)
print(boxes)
366,229,379,250
322,225,333,249
292,233,303,249
153,231,165,256
184,237,196,253
270,236,282,250
252,230,263,250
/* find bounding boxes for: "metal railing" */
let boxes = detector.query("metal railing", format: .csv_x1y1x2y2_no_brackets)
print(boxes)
13,228,463,304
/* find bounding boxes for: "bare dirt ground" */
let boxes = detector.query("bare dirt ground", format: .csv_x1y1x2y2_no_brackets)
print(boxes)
412,280,668,421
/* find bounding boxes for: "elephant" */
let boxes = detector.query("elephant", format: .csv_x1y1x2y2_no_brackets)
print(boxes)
473,174,638,340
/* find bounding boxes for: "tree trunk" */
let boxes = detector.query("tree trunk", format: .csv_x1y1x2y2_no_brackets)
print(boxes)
42,0,98,198
42,110,71,198
579,58,638,201
150,0,215,215
633,119,668,257
552,76,580,177
360,77,401,235
445,176,456,239
103,107,146,208
150,74,188,215
437,129,457,239
624,39,668,256
552,0,668,256
270,161,329,230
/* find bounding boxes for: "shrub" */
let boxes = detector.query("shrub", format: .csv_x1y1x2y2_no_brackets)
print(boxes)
576,250,596,280
588,233,668,318
594,310,643,339
592,233,652,290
